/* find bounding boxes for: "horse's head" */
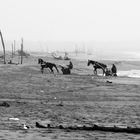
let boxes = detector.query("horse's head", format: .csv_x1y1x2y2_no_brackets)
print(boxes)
38,58,41,64
38,58,43,64
87,60,95,66
87,60,90,66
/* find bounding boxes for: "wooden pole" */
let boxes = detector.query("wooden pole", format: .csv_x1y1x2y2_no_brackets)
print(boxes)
11,43,13,58
21,38,23,64
14,40,16,54
0,30,6,64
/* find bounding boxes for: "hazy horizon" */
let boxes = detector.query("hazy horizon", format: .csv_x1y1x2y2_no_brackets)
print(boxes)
1,0,140,60
0,40,140,60
1,40,140,52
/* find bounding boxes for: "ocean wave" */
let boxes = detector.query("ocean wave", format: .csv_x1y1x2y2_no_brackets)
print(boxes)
118,70,140,78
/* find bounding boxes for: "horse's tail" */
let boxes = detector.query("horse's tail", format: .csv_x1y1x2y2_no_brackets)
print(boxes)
54,65,59,73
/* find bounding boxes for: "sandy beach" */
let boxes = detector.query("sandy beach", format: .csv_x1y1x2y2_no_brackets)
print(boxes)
0,54,140,140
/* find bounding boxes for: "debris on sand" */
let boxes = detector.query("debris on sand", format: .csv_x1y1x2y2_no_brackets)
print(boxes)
0,101,10,107
106,80,113,84
23,124,30,129
9,118,20,121
36,122,48,128
36,120,53,128
40,90,44,93
57,101,64,106
34,122,140,134
8,118,30,130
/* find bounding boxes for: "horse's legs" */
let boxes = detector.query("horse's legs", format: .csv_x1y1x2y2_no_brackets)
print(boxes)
94,70,97,75
93,70,97,75
103,69,105,76
54,66,59,73
94,68,97,75
41,67,44,74
49,68,54,73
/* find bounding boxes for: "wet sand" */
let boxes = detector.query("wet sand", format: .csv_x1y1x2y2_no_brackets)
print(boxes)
0,55,140,139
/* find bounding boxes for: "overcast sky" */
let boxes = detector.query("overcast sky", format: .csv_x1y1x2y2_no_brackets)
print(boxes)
0,0,140,53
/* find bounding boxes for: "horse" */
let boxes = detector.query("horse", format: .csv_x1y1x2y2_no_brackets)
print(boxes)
38,58,59,74
87,60,107,76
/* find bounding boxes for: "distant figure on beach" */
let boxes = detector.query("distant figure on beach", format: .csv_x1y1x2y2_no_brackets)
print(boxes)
64,52,70,60
8,60,12,64
111,64,117,76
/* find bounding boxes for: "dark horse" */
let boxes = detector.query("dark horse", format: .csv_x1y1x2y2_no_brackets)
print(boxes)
87,60,107,76
38,58,59,74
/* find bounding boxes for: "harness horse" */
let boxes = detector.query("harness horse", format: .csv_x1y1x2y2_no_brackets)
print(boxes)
38,58,59,74
87,60,107,76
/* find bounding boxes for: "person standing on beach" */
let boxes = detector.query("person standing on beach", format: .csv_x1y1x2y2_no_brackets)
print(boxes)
67,61,73,70
111,64,117,76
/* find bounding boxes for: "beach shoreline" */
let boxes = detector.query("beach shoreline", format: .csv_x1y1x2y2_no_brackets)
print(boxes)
0,54,140,139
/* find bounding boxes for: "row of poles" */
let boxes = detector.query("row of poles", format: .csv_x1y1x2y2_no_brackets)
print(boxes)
0,30,24,64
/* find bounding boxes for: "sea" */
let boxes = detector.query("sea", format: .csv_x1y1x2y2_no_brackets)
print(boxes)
118,70,140,78
70,53,140,78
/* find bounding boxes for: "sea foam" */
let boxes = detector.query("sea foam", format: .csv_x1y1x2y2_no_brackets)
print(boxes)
118,70,140,78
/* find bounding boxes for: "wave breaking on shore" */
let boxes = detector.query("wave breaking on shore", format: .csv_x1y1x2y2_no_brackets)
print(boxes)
118,70,140,78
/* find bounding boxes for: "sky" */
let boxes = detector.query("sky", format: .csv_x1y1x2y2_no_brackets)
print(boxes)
0,0,140,55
